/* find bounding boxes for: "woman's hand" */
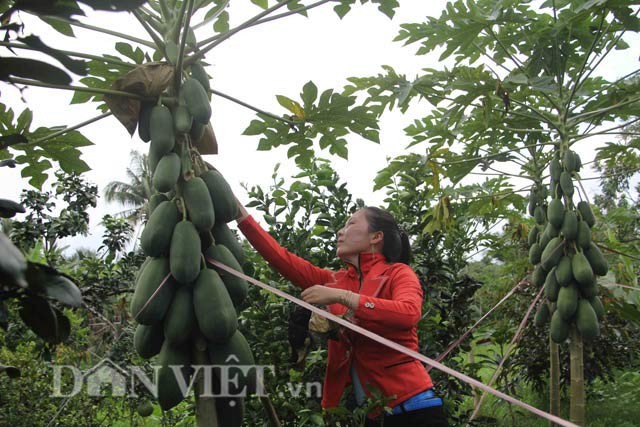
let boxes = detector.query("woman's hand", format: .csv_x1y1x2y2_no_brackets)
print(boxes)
301,285,344,306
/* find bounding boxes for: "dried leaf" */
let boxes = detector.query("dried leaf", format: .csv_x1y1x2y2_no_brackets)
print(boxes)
194,122,218,155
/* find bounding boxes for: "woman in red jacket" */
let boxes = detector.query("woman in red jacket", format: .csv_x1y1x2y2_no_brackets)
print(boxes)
236,203,448,427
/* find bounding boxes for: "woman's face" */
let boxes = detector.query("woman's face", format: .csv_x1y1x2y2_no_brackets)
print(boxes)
336,209,381,261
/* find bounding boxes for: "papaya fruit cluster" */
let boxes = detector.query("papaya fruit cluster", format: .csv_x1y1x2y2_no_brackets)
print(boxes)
529,149,607,343
129,63,254,423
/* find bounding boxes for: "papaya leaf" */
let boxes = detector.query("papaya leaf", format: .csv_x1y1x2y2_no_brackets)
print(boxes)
20,35,88,76
0,57,71,85
250,0,268,9
0,198,26,218
0,365,20,378
18,295,60,344
39,16,75,37
213,10,229,33
77,0,147,11
25,262,83,307
3,0,85,19
0,134,27,149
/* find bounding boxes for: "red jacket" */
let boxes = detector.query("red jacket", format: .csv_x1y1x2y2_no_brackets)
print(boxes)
237,215,434,410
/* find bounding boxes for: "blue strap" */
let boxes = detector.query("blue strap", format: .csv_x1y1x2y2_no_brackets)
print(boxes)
388,389,443,416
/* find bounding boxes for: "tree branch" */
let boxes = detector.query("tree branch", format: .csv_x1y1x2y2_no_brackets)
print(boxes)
42,16,155,48
211,88,295,125
8,77,144,99
28,112,113,146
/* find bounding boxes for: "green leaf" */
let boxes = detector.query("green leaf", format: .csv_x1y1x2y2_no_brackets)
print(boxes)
276,95,305,118
243,119,267,136
21,158,52,190
25,262,82,307
39,16,75,37
0,365,20,379
250,0,268,9
0,134,27,148
115,42,145,64
16,108,33,133
213,10,230,33
18,295,60,344
0,58,71,85
301,81,318,108
20,35,88,76
77,0,146,11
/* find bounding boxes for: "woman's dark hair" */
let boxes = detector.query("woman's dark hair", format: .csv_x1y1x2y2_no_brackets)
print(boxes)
363,206,411,265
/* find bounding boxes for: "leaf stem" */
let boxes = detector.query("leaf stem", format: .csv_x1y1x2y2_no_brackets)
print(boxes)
8,77,144,99
174,0,195,90
42,16,155,48
210,88,295,125
186,0,297,66
28,112,112,146
192,0,230,30
132,9,166,52
568,96,640,125
573,117,640,142
0,41,135,68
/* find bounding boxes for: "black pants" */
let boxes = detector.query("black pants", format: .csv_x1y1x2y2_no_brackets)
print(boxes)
364,405,448,427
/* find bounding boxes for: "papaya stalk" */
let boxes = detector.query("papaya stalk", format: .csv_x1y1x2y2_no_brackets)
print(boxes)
174,0,196,90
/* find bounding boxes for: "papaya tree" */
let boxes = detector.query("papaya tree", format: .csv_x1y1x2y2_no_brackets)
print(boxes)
253,0,640,425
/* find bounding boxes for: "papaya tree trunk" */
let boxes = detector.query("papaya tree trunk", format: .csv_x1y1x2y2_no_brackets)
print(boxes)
569,327,585,426
194,336,218,427
549,336,560,427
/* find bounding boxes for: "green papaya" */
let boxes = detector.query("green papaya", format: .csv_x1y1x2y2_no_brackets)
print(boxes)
130,257,176,325
576,299,600,339
200,169,239,223
534,302,550,327
138,102,154,143
190,120,205,142
577,201,595,227
163,284,196,344
213,222,245,265
182,77,211,124
589,296,605,319
540,236,564,270
164,40,179,64
181,177,215,232
204,244,248,308
571,252,594,287
527,225,540,247
194,268,237,343
190,62,211,93
173,104,193,134
149,105,175,159
528,190,536,217
554,255,573,286
577,220,591,249
531,264,547,287
550,309,570,343
134,322,164,359
538,230,551,254
556,283,579,320
140,201,179,257
534,205,546,225
579,276,598,299
559,171,574,198
544,267,560,302
560,210,578,241
584,242,608,276
148,146,162,173
550,158,562,181
148,193,168,215
170,221,202,285
208,330,256,395
153,153,181,193
547,199,564,228
544,222,560,239
563,149,577,172
157,341,191,410
528,243,542,265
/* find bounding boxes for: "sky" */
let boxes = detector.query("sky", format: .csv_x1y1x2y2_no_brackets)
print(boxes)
1,1,638,254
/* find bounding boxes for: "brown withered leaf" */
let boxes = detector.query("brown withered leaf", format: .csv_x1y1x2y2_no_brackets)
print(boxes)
194,122,218,155
104,63,174,136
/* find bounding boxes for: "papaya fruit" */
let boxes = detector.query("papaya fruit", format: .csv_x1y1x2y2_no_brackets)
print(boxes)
534,205,546,225
534,302,550,327
164,40,179,64
140,201,179,257
204,244,248,308
212,222,245,266
527,225,540,247
148,146,162,174
149,105,175,159
190,120,205,142
181,177,215,231
153,153,181,193
576,298,600,339
544,267,560,302
157,341,192,410
579,275,598,299
136,399,154,417
571,251,594,287
538,230,551,255
194,268,237,343
148,193,168,215
554,255,573,286
170,220,202,285
173,104,193,134
556,283,579,320
527,191,536,217
573,151,582,172
550,309,570,343
190,62,211,93
577,220,591,249
134,322,164,359
584,242,608,276
549,158,561,181
182,77,211,124
559,171,574,198
163,284,196,344
200,169,239,223
208,330,256,395
589,296,605,319
138,102,154,142
560,210,578,241
577,201,595,227
186,28,197,48
531,264,547,287
563,149,577,172
544,221,560,239
540,236,564,270
528,243,542,265
130,257,176,325
547,199,564,228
